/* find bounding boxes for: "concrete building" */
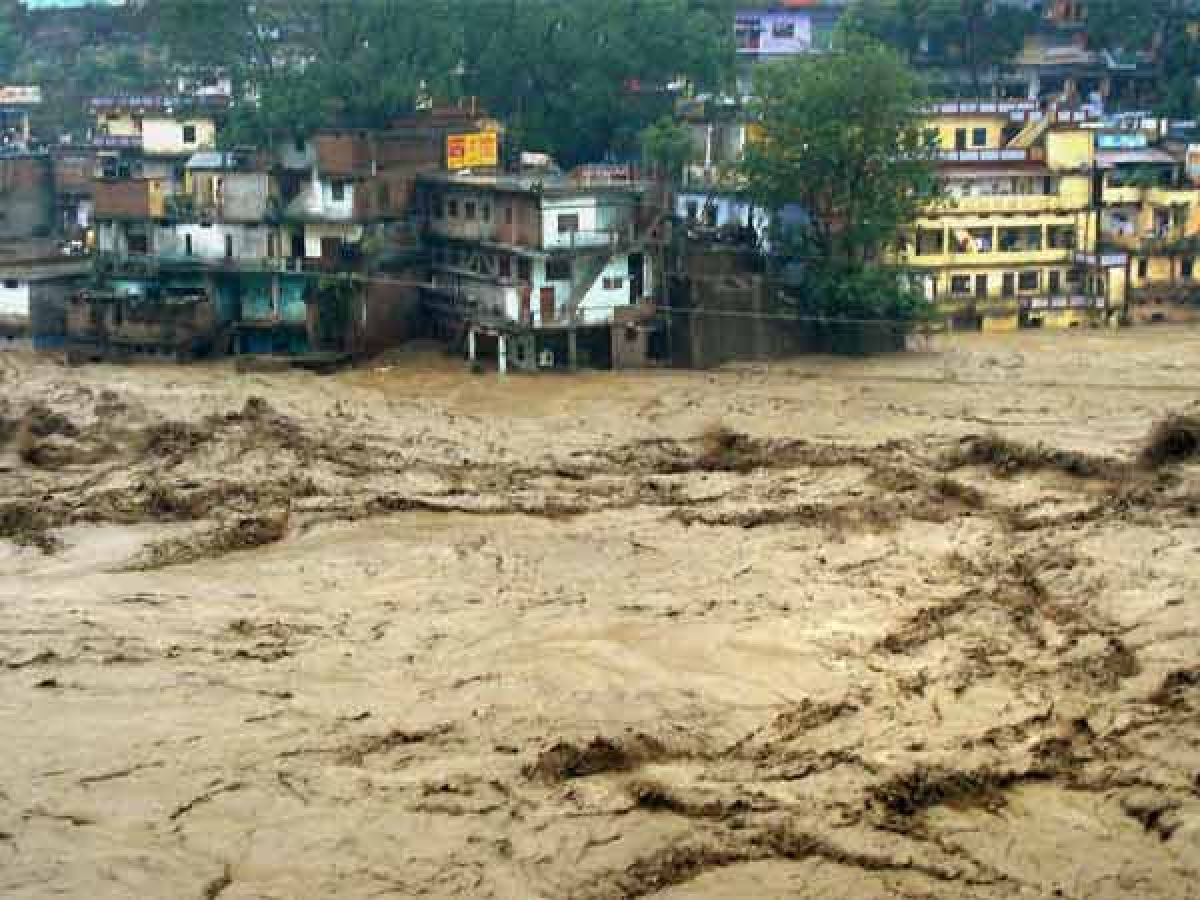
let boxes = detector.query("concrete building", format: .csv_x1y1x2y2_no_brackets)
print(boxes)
1096,132,1200,324
895,101,1121,332
417,170,662,371
84,106,492,360
0,153,90,348
0,86,42,153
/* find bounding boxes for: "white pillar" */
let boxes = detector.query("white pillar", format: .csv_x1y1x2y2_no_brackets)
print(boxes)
467,328,477,362
498,334,508,375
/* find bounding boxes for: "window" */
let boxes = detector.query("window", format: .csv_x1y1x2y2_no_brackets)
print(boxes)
504,205,514,225
332,181,346,203
1047,226,1076,249
1138,258,1148,278
294,136,306,154
464,201,477,220
481,203,491,222
183,124,197,144
999,226,1042,252
686,200,699,221
772,22,795,39
603,276,625,291
972,127,988,147
129,234,148,254
185,234,193,256
517,257,532,281
2,279,18,290
955,128,968,150
447,198,458,218
916,229,945,256
1049,270,1061,294
1018,271,1040,292
225,234,234,258
1002,273,1015,297
557,213,580,234
498,255,512,278
950,275,972,295
1184,258,1195,279
546,258,572,280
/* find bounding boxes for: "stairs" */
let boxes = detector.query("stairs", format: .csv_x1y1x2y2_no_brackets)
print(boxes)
1008,114,1050,150
560,208,670,324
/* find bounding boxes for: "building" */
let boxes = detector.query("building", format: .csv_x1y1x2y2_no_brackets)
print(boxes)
1097,128,1200,324
85,105,493,359
896,101,1123,332
673,95,770,248
0,153,90,348
735,2,847,60
0,86,42,153
417,168,662,371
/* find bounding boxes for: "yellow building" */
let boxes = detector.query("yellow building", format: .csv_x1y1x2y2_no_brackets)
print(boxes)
1098,141,1200,324
898,102,1123,332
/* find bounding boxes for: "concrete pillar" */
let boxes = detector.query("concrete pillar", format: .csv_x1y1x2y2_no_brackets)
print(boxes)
567,327,578,372
498,334,508,375
467,328,477,362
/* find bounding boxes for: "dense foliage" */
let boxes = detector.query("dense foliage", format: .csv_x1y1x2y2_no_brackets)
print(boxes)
150,0,732,164
1086,0,1200,118
843,0,1036,94
740,37,937,323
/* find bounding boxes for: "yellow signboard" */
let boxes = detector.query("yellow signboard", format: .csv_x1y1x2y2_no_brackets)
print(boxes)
446,131,498,170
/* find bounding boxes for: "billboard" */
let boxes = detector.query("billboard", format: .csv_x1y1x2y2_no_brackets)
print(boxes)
0,86,43,105
446,131,498,170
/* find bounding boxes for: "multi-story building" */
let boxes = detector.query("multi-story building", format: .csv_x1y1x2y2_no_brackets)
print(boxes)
0,86,42,152
417,168,661,371
673,95,769,247
84,104,492,359
0,153,90,348
1097,129,1200,324
896,101,1126,331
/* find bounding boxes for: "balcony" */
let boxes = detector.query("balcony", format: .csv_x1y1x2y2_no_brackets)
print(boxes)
92,134,143,151
936,148,1042,164
1103,185,1144,205
906,248,1077,268
933,194,1078,214
1145,187,1200,208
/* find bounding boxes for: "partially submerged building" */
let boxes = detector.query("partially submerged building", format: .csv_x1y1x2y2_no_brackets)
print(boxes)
417,168,663,370
84,103,496,359
897,101,1123,331
0,153,90,348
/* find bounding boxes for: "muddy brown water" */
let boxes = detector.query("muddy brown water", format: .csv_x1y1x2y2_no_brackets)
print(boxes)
2,328,1199,899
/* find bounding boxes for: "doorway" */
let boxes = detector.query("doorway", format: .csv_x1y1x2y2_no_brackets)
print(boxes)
539,286,556,323
628,253,644,303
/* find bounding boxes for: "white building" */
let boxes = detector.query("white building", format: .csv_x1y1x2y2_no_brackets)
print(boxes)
419,172,656,329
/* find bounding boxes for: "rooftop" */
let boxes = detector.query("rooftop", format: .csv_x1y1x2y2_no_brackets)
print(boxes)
418,171,651,197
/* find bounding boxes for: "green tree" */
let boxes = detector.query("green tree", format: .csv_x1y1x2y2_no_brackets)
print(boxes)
740,36,937,322
0,3,20,81
153,0,463,146
640,116,695,182
844,0,1034,95
151,0,733,164
458,0,732,166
